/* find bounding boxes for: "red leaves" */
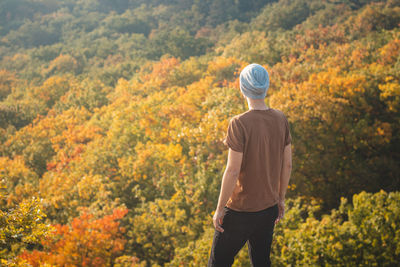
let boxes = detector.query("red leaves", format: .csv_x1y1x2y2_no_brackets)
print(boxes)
19,208,129,267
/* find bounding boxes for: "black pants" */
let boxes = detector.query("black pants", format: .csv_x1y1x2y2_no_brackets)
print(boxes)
208,204,278,267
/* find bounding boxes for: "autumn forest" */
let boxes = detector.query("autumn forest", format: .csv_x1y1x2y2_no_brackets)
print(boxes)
1,0,399,266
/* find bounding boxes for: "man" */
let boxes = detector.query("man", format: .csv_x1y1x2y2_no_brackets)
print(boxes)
208,63,292,267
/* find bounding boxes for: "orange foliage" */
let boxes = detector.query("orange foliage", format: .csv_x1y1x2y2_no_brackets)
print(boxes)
141,56,181,89
30,76,71,107
0,155,38,207
47,54,79,74
295,24,347,50
378,38,400,65
19,208,128,267
47,123,103,172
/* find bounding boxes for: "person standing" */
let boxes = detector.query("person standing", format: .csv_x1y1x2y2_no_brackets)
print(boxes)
208,63,292,267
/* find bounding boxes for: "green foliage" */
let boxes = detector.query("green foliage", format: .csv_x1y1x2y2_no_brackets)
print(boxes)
166,226,214,267
147,28,213,60
0,0,399,265
104,10,152,36
126,193,195,265
270,28,400,209
171,191,400,266
0,182,53,265
252,0,325,31
271,191,400,266
4,21,60,48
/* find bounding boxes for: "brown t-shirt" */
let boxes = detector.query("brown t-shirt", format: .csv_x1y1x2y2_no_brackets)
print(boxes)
223,108,292,212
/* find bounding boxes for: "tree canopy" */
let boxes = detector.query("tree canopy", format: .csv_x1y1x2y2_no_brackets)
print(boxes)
0,0,399,265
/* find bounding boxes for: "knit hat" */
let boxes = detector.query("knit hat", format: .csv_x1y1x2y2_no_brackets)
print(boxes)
239,63,269,99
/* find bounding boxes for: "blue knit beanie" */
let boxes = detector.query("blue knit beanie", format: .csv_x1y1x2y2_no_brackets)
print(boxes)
239,63,269,99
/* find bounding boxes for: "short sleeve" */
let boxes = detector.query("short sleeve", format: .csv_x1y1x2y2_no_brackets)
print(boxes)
223,117,245,152
284,116,292,146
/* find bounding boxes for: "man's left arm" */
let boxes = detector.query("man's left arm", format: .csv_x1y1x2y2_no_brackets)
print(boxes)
213,148,243,232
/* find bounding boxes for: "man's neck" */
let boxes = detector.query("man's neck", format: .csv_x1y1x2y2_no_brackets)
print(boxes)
247,98,269,110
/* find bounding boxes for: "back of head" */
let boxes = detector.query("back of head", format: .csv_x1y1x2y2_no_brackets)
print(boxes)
239,63,270,99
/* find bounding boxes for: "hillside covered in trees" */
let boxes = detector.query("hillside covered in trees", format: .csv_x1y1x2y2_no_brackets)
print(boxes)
1,0,400,266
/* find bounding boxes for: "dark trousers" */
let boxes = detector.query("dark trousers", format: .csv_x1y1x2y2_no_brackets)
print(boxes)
208,204,278,267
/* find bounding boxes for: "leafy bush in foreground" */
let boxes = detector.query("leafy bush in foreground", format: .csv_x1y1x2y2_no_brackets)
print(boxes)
170,190,400,266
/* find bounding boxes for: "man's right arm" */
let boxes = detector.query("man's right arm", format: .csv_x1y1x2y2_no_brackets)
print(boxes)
275,143,292,224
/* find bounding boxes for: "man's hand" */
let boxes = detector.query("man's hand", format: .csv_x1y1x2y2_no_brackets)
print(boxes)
213,208,226,233
275,199,285,224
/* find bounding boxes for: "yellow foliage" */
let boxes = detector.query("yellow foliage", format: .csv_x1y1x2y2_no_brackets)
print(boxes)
379,82,400,112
